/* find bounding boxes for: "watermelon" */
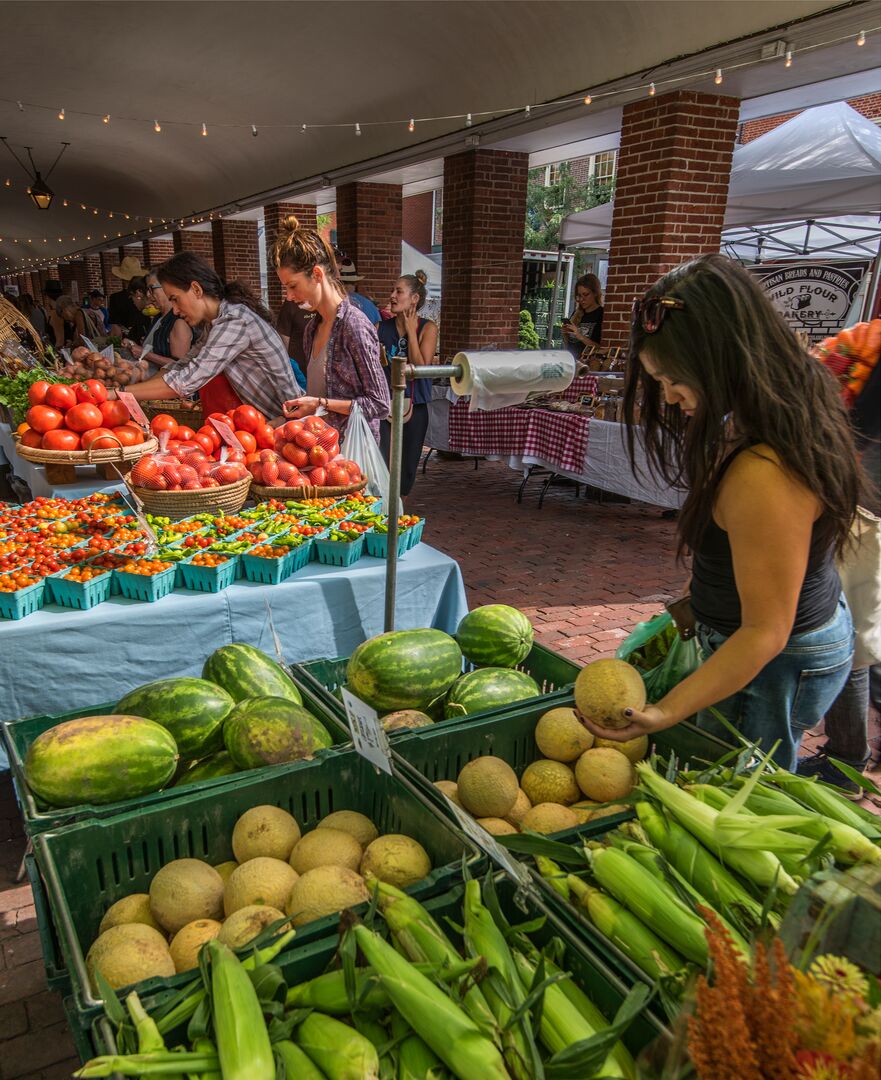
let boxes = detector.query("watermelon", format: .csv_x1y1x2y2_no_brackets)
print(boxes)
115,677,234,761
346,629,463,713
223,696,333,769
203,643,302,705
24,715,178,808
444,668,542,719
455,605,534,668
175,751,238,787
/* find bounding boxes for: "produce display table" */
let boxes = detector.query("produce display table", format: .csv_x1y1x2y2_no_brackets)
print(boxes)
0,542,467,732
0,423,125,500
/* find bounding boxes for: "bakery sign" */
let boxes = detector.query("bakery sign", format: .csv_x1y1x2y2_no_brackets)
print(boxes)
749,261,868,340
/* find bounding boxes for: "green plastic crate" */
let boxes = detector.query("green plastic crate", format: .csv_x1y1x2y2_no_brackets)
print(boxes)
84,871,669,1064
34,749,483,1019
293,640,582,732
1,677,351,837
25,851,68,993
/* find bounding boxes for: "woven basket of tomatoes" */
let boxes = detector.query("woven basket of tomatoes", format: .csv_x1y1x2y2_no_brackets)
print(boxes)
248,414,367,500
139,398,204,428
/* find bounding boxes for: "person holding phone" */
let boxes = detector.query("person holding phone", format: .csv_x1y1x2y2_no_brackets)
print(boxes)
579,254,863,773
562,274,604,359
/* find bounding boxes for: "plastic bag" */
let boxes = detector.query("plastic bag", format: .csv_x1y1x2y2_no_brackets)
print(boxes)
616,611,703,703
341,403,399,513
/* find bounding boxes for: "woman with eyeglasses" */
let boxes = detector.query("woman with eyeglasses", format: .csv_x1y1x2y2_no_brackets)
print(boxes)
123,270,195,367
579,254,863,772
562,273,604,359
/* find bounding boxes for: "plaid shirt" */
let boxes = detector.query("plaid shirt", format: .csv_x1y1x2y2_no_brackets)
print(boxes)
303,297,390,438
164,301,300,419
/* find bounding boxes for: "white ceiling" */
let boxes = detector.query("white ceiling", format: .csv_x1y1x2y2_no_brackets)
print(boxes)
1,0,877,273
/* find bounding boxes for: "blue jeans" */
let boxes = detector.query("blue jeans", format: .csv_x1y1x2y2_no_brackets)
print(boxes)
695,595,854,772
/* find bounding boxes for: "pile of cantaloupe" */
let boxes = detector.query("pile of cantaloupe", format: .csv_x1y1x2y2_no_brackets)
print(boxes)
87,805,432,990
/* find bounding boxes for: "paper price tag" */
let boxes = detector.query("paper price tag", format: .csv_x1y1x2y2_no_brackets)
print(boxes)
80,335,99,353
442,795,532,888
341,688,393,776
117,391,151,432
209,416,245,453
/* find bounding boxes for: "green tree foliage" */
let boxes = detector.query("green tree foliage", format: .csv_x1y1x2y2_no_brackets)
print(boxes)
518,309,541,350
524,163,614,251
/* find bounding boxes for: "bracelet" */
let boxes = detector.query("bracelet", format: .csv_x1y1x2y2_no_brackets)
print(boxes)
319,397,327,409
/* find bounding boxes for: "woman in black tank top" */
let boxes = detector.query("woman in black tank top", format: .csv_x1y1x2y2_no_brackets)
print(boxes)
579,255,864,772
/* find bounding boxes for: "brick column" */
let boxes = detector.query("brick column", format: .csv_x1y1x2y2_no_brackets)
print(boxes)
85,255,103,292
402,192,434,253
120,242,145,266
70,259,90,303
58,263,75,295
211,219,260,292
144,236,174,268
263,202,318,313
603,90,740,345
173,228,215,265
27,271,42,304
101,251,124,294
440,149,529,357
335,182,402,304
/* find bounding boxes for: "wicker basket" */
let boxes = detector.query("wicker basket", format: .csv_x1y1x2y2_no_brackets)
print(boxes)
139,398,204,427
0,295,47,364
251,477,368,502
14,434,159,467
125,473,251,518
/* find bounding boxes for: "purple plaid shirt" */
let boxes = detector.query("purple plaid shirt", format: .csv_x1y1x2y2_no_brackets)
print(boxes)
303,298,390,439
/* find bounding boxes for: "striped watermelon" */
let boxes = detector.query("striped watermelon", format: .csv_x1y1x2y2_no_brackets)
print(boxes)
223,696,333,769
444,668,541,719
115,677,234,761
346,629,463,713
202,644,302,705
175,751,239,786
24,715,178,807
455,605,534,668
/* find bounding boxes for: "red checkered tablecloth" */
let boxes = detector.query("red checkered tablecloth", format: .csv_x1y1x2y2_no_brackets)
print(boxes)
448,400,590,474
561,373,600,403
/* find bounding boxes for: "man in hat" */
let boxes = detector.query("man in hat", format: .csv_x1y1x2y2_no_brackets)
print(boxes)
337,257,381,326
108,255,151,342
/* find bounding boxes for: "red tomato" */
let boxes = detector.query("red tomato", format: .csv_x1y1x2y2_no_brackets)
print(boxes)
215,464,243,485
20,428,45,448
303,415,327,435
327,463,352,487
294,429,318,450
81,427,118,450
99,400,130,427
74,380,108,405
150,413,179,438
282,443,309,468
255,423,274,450
234,431,257,454
41,429,82,452
197,425,221,451
259,448,279,463
65,403,104,433
177,464,198,483
27,380,51,407
276,461,299,484
245,451,261,465
121,423,145,444
232,404,263,433
193,432,215,455
176,425,196,442
317,426,339,451
26,405,64,434
183,479,204,490
112,426,139,447
45,384,78,411
207,412,229,425
308,445,330,467
309,466,327,486
283,420,304,441
223,449,246,465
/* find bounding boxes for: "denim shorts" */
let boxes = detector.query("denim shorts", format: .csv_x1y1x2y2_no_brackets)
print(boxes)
694,595,854,772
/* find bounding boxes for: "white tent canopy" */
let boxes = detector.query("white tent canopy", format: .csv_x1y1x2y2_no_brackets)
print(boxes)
560,103,881,257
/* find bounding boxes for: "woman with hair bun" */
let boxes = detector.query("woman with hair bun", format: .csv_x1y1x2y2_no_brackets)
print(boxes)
378,271,438,496
272,216,390,439
110,252,299,420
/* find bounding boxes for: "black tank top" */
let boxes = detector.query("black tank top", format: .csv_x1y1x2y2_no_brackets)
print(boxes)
690,448,841,637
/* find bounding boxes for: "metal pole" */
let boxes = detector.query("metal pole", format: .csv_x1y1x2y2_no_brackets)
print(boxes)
383,354,408,632
546,245,564,348
860,237,881,322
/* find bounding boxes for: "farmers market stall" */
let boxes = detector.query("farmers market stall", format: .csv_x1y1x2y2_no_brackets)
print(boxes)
0,421,126,498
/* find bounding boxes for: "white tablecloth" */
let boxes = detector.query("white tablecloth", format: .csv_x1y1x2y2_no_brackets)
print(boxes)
0,422,125,499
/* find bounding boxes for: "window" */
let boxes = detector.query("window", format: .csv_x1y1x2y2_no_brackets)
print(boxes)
591,150,617,184
544,163,562,186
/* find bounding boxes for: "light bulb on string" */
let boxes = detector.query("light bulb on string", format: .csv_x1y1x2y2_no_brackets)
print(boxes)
584,94,592,105
301,124,307,134
465,113,472,127
524,105,531,116
16,101,23,112
4,180,10,188
58,107,65,120
103,114,110,124
154,119,161,132
714,69,723,85
201,122,208,137
355,122,361,135
648,82,656,96
62,199,68,207
251,125,258,136
408,118,415,132
857,30,865,46
785,49,792,67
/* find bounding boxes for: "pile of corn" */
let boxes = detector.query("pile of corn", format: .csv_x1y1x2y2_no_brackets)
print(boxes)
528,758,881,984
74,875,641,1080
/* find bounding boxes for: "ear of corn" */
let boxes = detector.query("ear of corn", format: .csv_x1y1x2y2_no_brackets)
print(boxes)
125,992,165,1054
766,773,881,840
73,1052,219,1077
567,876,685,979
205,940,274,1080
285,968,390,1013
192,1037,220,1080
295,1012,381,1080
391,1010,446,1079
536,855,571,900
351,1016,396,1080
275,1039,325,1080
353,923,511,1080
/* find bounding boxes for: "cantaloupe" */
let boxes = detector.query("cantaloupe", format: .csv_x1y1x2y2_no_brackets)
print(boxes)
289,828,362,874
232,805,301,863
456,757,518,818
317,811,378,849
149,859,225,935
360,835,431,888
534,707,594,761
86,924,174,990
285,866,369,927
218,905,286,949
169,919,222,973
574,747,635,801
520,760,581,806
98,893,161,936
224,857,298,916
574,659,646,730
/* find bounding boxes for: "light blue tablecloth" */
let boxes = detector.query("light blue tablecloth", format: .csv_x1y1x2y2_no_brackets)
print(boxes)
0,544,467,767
0,422,125,499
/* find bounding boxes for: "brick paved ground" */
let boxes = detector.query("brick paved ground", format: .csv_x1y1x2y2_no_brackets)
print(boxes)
1,454,878,1078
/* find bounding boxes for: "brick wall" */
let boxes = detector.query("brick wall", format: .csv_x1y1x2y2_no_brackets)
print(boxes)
402,192,434,253
211,219,260,292
440,149,529,357
144,236,175,268
27,271,41,303
85,255,103,292
100,251,124,294
70,260,90,303
120,243,145,269
38,267,60,300
263,202,318,313
173,229,215,265
57,263,75,296
740,91,881,143
335,182,402,303
603,91,740,345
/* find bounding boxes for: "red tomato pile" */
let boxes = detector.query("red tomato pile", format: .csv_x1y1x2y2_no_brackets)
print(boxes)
248,415,363,489
18,379,144,452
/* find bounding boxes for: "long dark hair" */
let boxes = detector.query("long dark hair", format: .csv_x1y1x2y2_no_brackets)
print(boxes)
623,253,861,559
156,252,272,324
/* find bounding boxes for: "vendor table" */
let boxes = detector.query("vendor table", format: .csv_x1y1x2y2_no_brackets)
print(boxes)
0,422,125,500
0,544,467,765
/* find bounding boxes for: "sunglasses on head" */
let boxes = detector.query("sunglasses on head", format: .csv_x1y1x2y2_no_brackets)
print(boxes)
632,295,685,334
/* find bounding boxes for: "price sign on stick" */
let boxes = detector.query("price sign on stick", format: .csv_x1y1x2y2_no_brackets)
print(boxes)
442,794,533,889
263,599,295,678
116,391,151,432
112,476,159,554
341,688,394,776
209,417,245,453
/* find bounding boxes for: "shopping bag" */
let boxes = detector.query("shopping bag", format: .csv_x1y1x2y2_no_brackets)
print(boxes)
341,402,399,513
616,611,703,703
837,505,881,666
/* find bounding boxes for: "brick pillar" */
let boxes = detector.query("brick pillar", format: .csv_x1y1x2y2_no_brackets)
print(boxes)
120,242,145,266
101,251,124,294
402,191,434,253
144,236,175,268
28,271,43,303
211,220,260,292
173,228,215,265
440,149,529,357
58,263,75,295
603,90,740,345
70,259,90,303
85,255,103,292
335,182,402,304
263,202,318,313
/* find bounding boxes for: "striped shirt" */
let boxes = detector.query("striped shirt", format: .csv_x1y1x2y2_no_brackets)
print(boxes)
164,300,300,419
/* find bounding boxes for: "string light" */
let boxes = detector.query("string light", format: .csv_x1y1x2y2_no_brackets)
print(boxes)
16,101,23,112
251,124,258,136
301,124,307,134
648,82,656,96
714,68,723,84
583,94,592,105
524,105,531,116
857,29,866,45
62,199,68,207
355,122,361,135
57,107,64,120
103,114,110,124
153,119,161,132
785,49,793,67
465,112,472,127
408,118,415,132
201,122,208,137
